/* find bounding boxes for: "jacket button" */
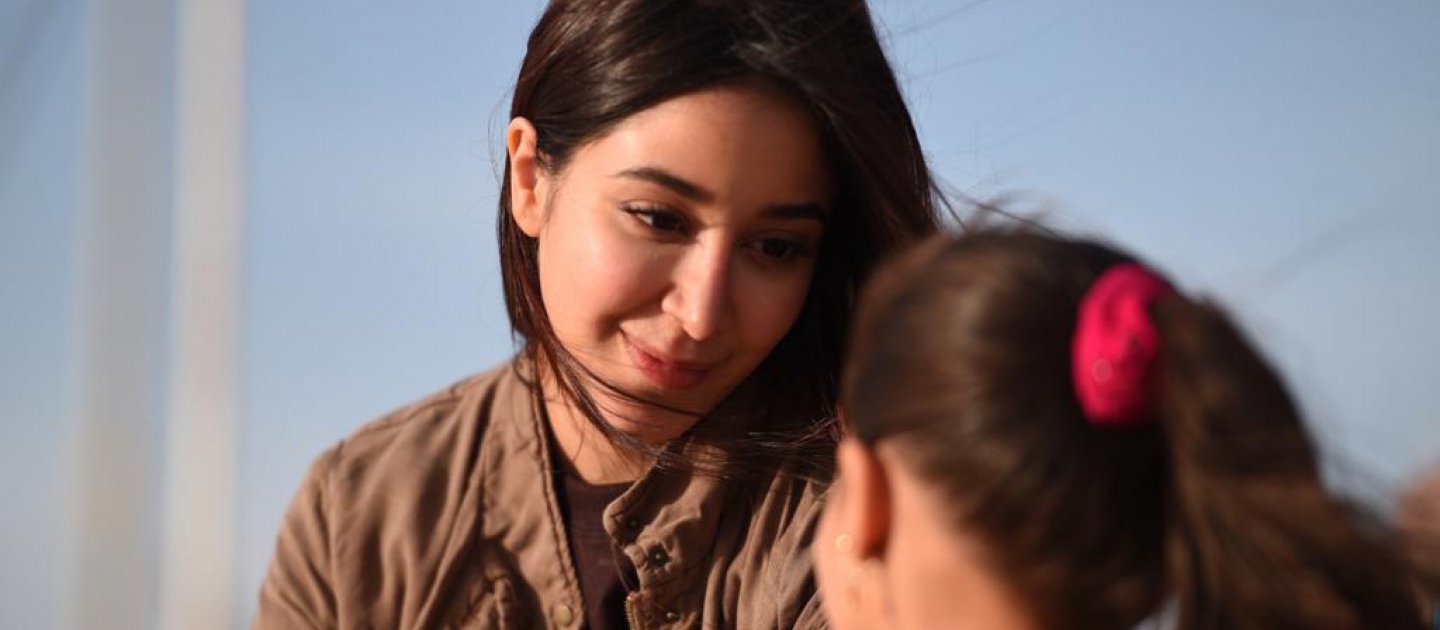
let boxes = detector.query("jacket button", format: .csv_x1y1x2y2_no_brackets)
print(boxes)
553,603,575,626
649,547,669,566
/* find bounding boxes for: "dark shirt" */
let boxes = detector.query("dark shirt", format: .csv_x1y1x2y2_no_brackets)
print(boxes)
556,470,634,630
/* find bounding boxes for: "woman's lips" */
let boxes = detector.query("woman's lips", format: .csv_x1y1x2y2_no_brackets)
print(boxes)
624,335,713,390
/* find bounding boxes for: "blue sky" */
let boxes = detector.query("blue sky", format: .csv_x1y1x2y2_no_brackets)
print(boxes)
2,1,1438,627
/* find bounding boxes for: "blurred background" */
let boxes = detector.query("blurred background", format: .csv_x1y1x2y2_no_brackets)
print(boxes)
2,0,1437,628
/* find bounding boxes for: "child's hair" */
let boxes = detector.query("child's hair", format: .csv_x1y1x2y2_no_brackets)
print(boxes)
842,226,1429,630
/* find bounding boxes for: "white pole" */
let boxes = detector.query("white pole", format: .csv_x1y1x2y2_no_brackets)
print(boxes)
63,0,174,628
159,0,245,627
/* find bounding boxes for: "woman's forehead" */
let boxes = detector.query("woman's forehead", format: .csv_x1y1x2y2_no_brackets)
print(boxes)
566,84,834,204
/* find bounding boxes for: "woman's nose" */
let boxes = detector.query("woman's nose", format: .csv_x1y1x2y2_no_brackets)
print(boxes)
661,244,732,342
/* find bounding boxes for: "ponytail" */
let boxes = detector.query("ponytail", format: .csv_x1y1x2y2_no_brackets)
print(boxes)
1154,296,1427,630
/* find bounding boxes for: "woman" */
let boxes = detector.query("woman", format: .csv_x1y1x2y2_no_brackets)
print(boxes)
254,0,941,628
816,227,1431,630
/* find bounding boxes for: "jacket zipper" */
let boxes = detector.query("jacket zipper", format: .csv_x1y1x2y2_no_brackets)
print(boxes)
624,591,641,630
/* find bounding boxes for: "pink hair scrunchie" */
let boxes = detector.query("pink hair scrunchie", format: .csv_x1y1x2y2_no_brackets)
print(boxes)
1071,263,1173,427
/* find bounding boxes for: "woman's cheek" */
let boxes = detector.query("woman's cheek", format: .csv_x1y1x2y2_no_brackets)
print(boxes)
544,218,668,336
582,236,664,305
735,268,813,352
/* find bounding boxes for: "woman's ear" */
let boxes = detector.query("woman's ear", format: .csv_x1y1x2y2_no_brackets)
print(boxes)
507,116,547,237
835,438,892,561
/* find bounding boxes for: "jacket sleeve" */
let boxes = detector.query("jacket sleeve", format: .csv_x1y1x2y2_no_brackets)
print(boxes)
253,445,342,630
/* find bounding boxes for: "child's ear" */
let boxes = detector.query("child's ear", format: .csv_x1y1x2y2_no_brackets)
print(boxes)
506,116,548,237
835,438,892,560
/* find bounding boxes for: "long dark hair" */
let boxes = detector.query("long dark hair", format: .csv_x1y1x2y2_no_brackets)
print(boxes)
842,226,1429,629
498,0,943,475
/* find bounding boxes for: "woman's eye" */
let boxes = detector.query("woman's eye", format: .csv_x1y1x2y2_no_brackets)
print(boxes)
753,237,812,262
623,205,686,233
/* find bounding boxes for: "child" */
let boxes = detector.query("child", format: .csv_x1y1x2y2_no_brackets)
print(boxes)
815,227,1432,630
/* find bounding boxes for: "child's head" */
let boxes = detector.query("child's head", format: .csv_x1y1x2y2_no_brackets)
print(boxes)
498,0,939,457
815,227,1428,630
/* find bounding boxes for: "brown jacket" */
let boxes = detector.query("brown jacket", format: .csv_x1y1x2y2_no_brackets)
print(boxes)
254,362,829,630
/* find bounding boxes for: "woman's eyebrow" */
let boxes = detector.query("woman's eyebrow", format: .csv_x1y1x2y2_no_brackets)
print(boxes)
614,165,829,224
613,166,713,202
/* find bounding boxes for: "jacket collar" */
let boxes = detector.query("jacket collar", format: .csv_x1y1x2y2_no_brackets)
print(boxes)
482,360,758,590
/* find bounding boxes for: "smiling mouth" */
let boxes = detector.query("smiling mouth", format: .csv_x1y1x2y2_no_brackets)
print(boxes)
623,334,714,390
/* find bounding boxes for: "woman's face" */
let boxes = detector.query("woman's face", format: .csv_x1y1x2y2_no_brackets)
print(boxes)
510,84,833,438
